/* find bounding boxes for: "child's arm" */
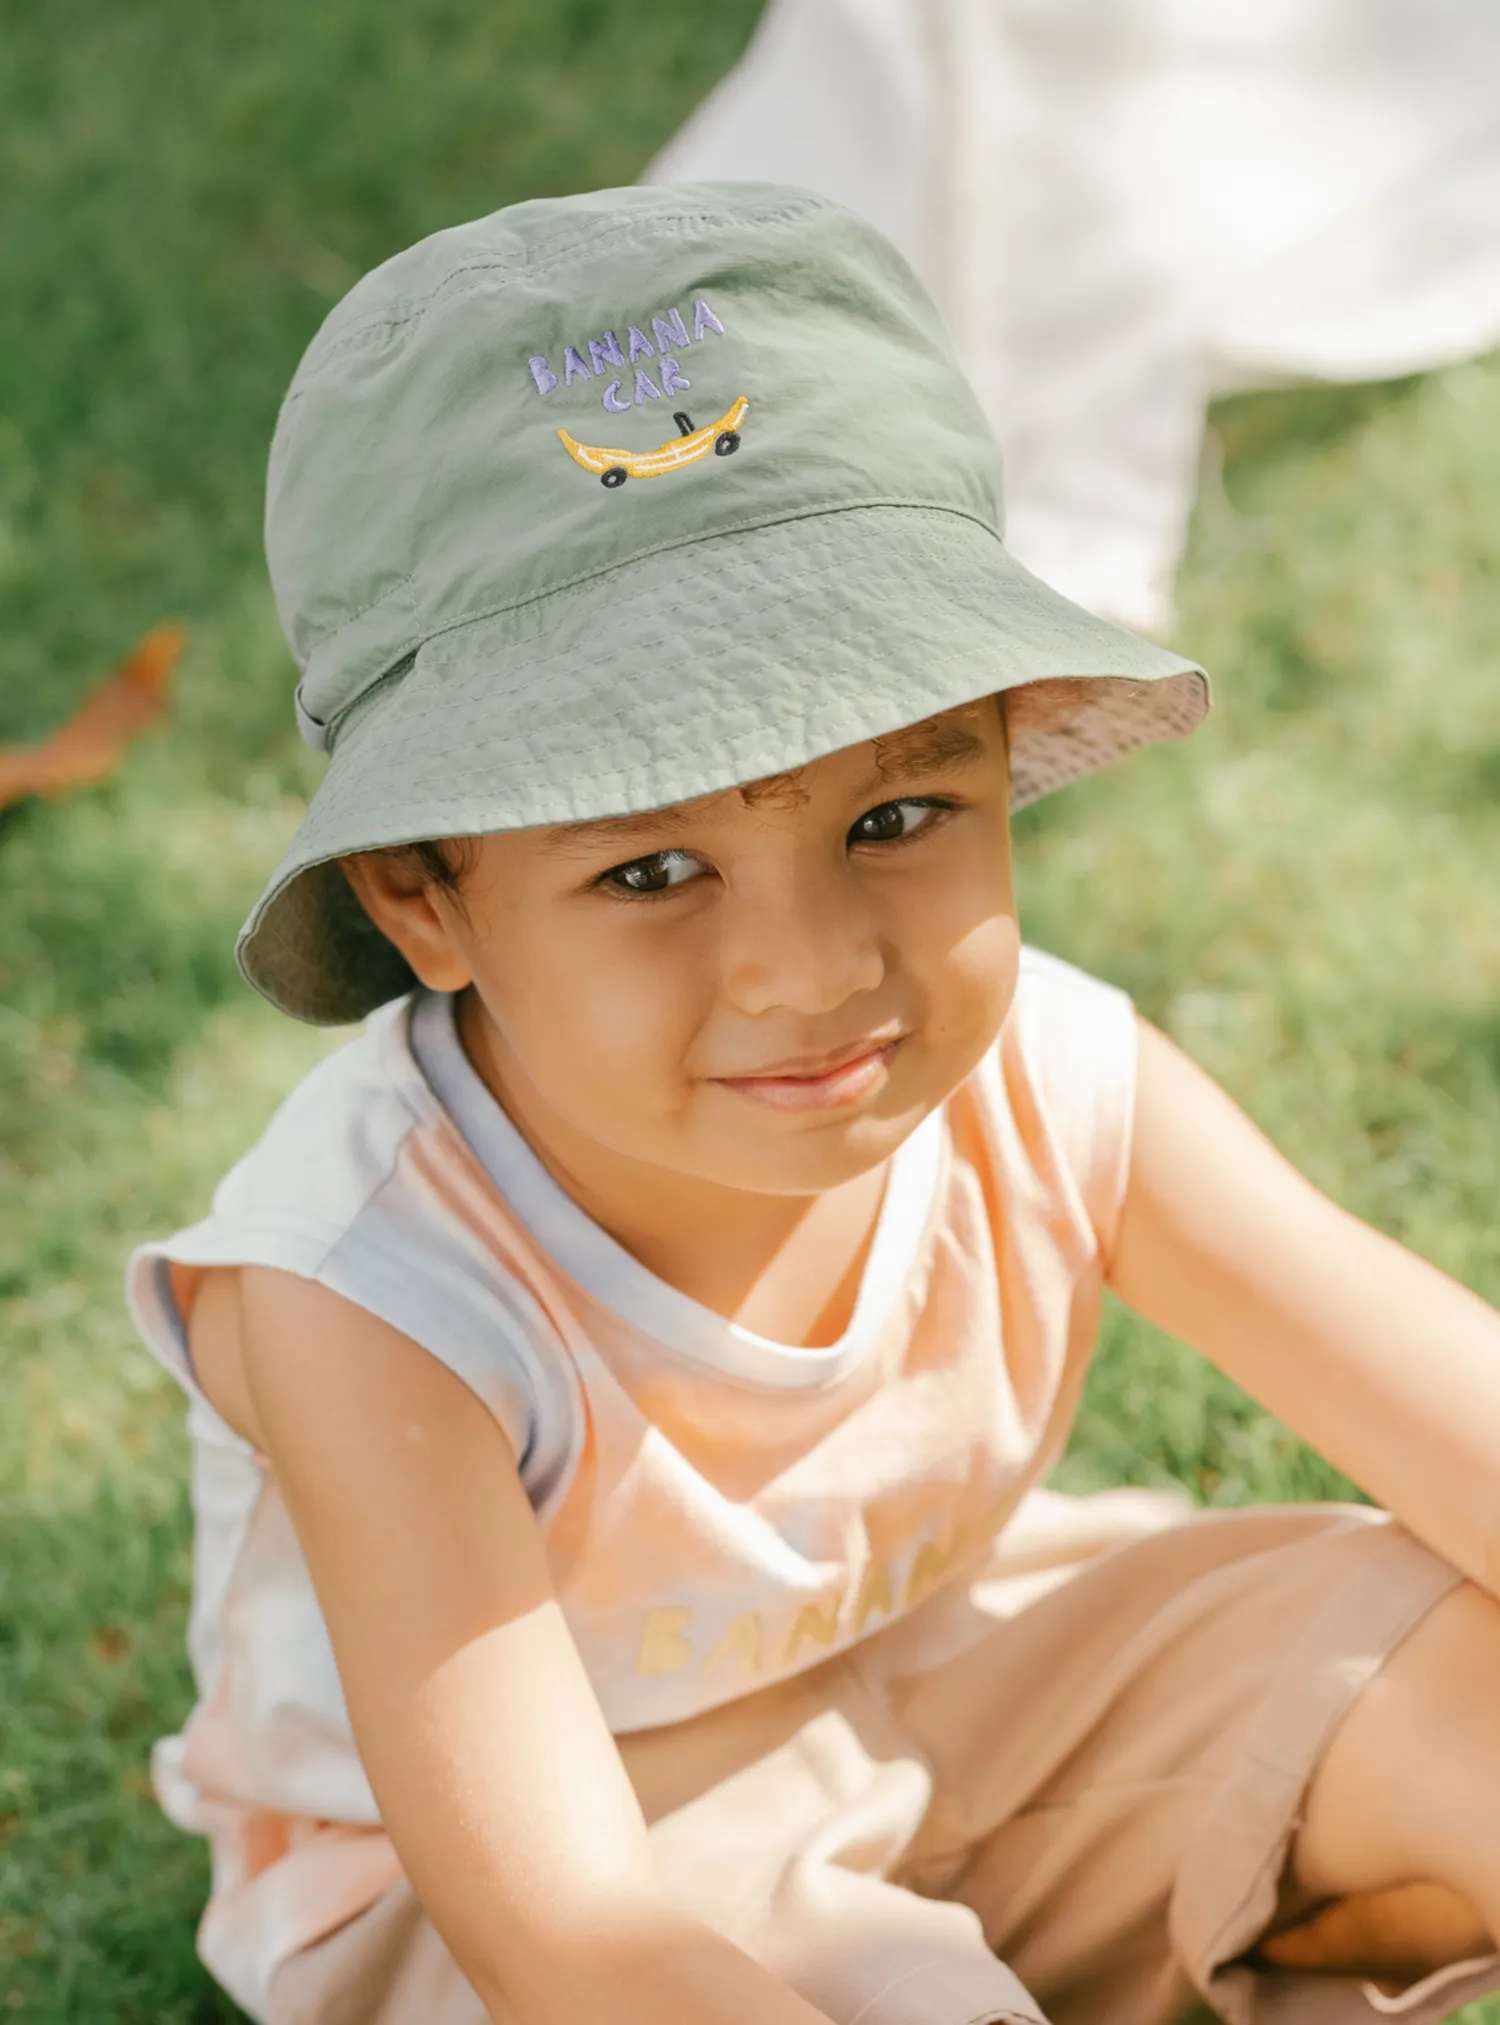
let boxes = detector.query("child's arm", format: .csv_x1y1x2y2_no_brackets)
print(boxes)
190,1265,839,2025
1109,1020,1500,1596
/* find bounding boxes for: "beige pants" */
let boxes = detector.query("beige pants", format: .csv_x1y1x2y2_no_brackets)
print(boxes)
270,1501,1500,2025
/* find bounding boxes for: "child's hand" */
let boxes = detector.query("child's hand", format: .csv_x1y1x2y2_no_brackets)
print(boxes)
1259,1881,1489,1981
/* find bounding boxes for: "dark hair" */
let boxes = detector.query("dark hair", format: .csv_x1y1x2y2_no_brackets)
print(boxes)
369,834,476,898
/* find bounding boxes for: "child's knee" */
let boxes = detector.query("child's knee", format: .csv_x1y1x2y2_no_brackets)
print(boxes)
1292,1580,1500,1923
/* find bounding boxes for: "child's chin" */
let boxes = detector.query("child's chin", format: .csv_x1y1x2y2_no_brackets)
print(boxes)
703,1107,927,1196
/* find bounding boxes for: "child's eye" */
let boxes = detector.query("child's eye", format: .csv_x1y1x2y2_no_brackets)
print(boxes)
599,849,706,896
847,798,946,847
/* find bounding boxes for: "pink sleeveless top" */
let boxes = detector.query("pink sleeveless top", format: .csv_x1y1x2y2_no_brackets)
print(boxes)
128,948,1137,2019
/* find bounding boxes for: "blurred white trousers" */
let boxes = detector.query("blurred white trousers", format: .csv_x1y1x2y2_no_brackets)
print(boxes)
647,0,1500,632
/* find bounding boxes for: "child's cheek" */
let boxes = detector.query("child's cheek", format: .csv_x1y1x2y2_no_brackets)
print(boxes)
919,901,1022,1070
900,831,1017,996
562,940,709,1111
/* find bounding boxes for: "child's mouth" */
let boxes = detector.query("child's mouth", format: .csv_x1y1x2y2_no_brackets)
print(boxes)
712,1036,905,1112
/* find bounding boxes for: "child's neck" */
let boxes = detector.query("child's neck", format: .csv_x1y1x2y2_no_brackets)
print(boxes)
592,1163,887,1349
457,995,888,1349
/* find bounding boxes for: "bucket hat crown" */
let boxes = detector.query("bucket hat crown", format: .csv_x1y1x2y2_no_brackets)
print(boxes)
245,181,1208,1023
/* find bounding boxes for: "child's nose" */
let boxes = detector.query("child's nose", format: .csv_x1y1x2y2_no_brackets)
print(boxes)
720,877,885,1018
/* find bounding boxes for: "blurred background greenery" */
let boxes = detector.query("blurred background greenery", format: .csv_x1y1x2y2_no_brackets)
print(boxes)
1,2,1497,2018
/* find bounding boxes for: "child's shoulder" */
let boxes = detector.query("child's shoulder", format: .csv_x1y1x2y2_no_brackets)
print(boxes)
1005,944,1136,1078
1014,941,1131,1009
129,991,563,1482
973,946,1139,1248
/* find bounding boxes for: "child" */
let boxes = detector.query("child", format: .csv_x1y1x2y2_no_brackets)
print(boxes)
128,185,1500,2025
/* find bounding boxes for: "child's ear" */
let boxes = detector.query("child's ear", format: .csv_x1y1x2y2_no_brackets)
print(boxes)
339,852,473,994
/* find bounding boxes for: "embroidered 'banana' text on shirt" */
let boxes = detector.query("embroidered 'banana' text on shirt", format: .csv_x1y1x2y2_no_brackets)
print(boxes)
633,1495,1010,1680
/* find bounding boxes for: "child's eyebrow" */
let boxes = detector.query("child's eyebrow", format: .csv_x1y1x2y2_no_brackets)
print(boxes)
868,717,989,778
541,804,700,859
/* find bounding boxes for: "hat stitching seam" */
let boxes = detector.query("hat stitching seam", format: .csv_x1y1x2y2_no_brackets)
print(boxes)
403,500,1004,655
332,551,1189,772
331,633,1189,777
301,504,1008,745
400,659,1183,769
294,198,834,376
331,195,828,315
322,677,1200,816
299,573,418,657
425,569,1130,711
445,541,1039,709
304,504,1009,746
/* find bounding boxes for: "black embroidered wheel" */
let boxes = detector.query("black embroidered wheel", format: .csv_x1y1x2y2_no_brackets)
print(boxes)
601,466,628,488
714,431,741,457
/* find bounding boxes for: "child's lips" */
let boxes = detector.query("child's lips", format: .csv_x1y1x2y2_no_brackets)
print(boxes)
712,1035,906,1112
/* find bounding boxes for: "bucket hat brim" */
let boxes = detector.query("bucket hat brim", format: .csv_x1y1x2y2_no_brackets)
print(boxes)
239,503,1208,1024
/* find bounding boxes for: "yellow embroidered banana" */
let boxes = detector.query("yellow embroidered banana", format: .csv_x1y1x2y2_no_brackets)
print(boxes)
558,396,749,488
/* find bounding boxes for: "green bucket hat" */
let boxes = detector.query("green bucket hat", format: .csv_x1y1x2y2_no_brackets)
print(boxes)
244,181,1208,1025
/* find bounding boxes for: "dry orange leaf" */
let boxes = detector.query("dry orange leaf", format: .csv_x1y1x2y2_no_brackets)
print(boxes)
0,622,183,813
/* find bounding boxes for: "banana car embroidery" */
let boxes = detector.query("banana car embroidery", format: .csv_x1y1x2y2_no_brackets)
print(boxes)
557,396,749,488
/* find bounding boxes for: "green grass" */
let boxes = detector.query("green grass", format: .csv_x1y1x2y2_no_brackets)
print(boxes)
1,3,1498,2017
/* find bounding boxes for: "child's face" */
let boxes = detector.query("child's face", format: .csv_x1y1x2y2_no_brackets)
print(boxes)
350,699,1019,1197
